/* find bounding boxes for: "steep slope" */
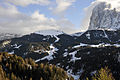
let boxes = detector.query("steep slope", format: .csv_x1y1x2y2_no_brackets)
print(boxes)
89,2,120,30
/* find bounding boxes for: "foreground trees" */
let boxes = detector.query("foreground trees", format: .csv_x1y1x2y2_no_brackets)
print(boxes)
0,52,115,80
0,52,72,80
91,67,115,80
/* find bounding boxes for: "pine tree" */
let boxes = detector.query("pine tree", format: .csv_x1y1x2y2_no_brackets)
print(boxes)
92,67,115,80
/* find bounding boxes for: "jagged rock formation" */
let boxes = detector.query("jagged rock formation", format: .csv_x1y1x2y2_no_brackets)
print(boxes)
89,2,120,30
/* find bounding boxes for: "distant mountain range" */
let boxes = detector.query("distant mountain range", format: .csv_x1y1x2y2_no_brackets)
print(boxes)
0,33,21,41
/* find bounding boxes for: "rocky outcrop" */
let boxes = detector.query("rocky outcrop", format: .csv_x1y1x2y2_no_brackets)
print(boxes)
89,2,120,30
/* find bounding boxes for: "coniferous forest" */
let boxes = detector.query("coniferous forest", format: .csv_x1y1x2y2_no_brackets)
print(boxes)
0,52,73,80
0,52,115,80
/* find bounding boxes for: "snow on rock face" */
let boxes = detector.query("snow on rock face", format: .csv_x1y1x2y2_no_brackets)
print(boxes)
34,29,64,36
89,2,120,30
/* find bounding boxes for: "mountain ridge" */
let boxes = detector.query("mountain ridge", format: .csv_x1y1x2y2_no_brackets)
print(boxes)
0,29,120,79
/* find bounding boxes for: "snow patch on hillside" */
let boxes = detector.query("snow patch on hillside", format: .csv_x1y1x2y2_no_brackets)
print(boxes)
69,51,81,62
11,44,22,49
67,65,84,80
35,44,58,62
53,35,60,43
102,30,111,42
72,43,120,48
8,50,14,54
86,32,90,39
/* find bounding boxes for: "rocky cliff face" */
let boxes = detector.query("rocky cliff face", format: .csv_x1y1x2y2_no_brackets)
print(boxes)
89,2,120,30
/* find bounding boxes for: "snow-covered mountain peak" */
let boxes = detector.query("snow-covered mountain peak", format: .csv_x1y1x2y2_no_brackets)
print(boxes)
34,29,64,36
89,2,120,30
97,0,120,11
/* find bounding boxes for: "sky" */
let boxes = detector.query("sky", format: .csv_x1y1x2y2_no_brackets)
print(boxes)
0,0,118,34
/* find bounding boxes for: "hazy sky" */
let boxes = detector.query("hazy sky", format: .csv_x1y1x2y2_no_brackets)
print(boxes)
1,0,117,34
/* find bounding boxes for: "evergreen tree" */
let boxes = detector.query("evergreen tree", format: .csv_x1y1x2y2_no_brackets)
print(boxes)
92,67,115,80
0,52,73,80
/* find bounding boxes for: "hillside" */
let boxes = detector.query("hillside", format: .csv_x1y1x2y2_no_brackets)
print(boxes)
0,29,120,79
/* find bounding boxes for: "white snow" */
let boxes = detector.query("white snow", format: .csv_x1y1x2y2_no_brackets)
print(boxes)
118,54,120,62
71,32,85,37
11,44,22,49
72,43,120,48
67,66,84,80
34,50,40,53
35,44,58,62
24,52,28,55
15,45,22,48
34,29,64,36
89,2,120,30
42,38,46,40
102,29,111,42
72,43,88,48
35,29,61,43
91,70,97,75
66,66,69,69
8,51,14,54
56,63,60,66
70,74,80,80
86,32,91,39
69,51,81,62
113,44,120,47
63,52,68,57
65,49,68,51
87,52,90,55
53,35,60,43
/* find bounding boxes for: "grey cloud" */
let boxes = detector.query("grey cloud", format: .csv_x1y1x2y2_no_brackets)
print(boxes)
0,3,78,34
